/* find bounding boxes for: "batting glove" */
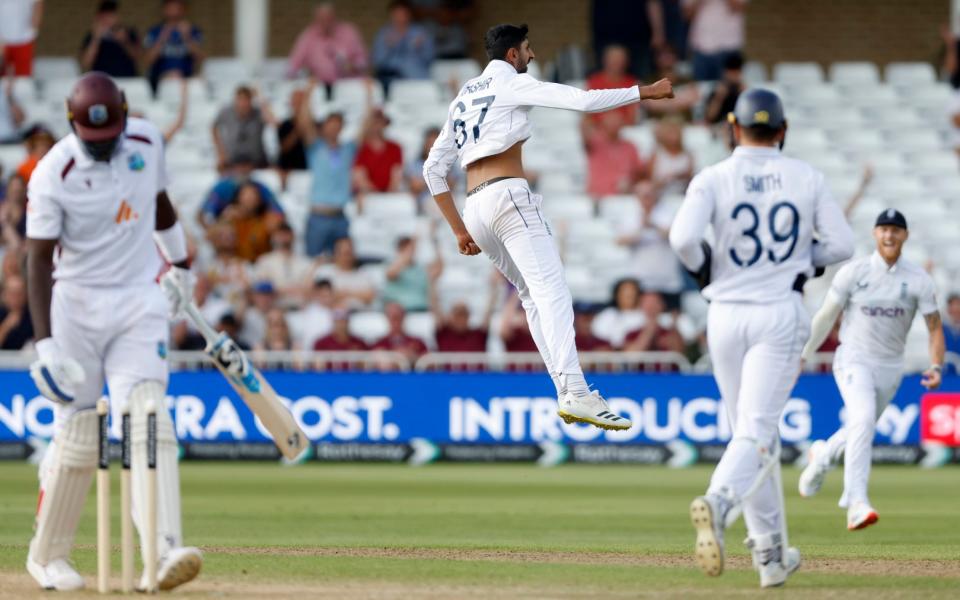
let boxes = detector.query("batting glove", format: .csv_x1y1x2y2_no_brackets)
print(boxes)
30,338,86,405
160,266,196,319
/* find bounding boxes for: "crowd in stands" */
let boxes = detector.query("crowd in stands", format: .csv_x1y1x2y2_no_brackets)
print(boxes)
1,0,960,371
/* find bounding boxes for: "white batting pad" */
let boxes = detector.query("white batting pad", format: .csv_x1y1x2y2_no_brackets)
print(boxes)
29,409,98,564
129,381,182,565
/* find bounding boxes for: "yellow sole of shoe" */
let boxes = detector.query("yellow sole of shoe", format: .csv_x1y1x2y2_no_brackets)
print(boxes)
690,497,724,577
557,410,631,431
159,553,202,591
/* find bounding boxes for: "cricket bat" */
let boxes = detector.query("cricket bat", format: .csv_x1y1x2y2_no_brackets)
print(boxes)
183,302,308,460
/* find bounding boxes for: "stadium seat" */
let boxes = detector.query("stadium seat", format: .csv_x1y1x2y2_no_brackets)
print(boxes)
831,130,884,154
259,58,289,81
286,171,313,202
830,62,880,86
349,311,389,344
0,145,26,177
430,59,482,89
404,312,436,349
789,84,842,107
389,80,444,105
156,78,210,107
332,79,385,108
784,128,829,150
773,62,824,85
743,61,768,84
252,169,283,196
885,62,936,87
204,58,254,85
906,151,957,175
40,77,76,106
362,193,417,220
34,57,79,80
839,84,899,108
541,194,593,223
10,77,37,102
114,78,153,108
890,130,944,153
818,107,864,130
620,125,656,155
565,266,611,303
598,195,640,225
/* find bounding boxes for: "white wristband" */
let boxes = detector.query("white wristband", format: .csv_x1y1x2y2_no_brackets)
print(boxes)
153,222,188,264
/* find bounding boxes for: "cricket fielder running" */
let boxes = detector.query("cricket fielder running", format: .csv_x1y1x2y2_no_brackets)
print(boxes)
25,72,201,591
798,209,944,530
422,23,674,430
669,88,854,587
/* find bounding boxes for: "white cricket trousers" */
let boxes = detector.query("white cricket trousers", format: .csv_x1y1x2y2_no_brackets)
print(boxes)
706,295,810,536
462,178,581,379
825,352,903,507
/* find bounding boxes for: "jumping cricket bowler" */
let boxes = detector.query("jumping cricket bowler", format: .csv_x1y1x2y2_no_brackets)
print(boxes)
798,209,944,530
25,72,201,591
422,24,674,430
669,88,855,587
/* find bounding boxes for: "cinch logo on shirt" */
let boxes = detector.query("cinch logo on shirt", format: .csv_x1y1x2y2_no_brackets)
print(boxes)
115,200,139,224
860,306,905,318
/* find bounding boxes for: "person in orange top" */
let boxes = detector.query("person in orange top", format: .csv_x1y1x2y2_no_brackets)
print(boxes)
15,124,54,182
586,45,639,124
219,182,285,263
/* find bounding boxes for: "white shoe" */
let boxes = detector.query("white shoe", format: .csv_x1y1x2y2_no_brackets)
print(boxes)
746,534,800,588
139,546,203,592
798,440,831,498
847,502,879,531
557,390,632,431
26,555,84,591
690,494,728,577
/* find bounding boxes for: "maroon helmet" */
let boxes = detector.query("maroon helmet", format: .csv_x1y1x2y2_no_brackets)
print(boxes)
66,72,127,161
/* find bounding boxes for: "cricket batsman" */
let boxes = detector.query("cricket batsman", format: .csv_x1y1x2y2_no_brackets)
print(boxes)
422,23,674,430
669,89,855,587
798,209,945,530
24,72,201,591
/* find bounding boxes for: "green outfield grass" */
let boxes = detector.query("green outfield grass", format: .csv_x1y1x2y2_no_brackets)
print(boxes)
1,462,958,598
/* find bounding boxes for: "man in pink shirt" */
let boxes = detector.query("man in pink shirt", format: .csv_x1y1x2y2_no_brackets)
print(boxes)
583,111,645,200
684,0,747,81
286,2,368,84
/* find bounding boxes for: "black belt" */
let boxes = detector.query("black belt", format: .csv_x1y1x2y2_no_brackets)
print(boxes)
467,176,514,197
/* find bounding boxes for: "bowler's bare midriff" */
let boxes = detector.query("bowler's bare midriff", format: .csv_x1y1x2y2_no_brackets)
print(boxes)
465,141,526,190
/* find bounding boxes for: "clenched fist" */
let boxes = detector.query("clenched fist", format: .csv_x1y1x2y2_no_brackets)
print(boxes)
640,78,675,101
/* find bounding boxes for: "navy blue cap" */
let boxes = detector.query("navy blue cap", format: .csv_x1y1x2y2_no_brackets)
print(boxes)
875,208,907,230
252,281,275,294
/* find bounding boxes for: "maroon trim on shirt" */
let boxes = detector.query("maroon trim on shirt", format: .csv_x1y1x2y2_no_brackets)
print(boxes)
60,158,75,180
126,134,152,145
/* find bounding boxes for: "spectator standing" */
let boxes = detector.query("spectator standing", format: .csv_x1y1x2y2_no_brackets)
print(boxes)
382,236,439,311
79,1,140,77
297,80,357,257
583,111,646,199
592,278,646,348
416,0,473,60
0,71,25,143
239,281,276,349
0,0,42,76
648,117,693,193
353,107,404,194
943,24,960,90
0,274,31,349
213,86,277,172
15,124,54,183
703,52,744,124
616,181,683,295
372,302,429,363
288,278,335,349
372,1,435,91
586,45,639,124
277,87,308,175
683,0,747,81
252,223,315,306
314,237,378,308
286,2,367,85
143,0,204,92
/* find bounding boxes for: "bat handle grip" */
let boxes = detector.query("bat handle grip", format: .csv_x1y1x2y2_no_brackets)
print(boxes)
184,302,221,346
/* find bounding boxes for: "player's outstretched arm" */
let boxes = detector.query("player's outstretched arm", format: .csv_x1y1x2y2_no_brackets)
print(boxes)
811,177,855,266
922,311,946,389
509,75,673,114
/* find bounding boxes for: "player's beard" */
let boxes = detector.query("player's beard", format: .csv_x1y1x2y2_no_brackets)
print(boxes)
514,56,529,74
82,136,121,162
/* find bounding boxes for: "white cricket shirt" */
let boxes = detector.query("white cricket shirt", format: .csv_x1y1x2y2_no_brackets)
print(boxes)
829,252,938,363
423,59,641,195
670,146,854,303
26,117,168,287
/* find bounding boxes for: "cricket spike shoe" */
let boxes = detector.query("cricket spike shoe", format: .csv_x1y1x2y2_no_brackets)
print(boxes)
690,493,730,577
139,546,203,591
557,390,632,431
847,502,879,531
798,440,831,498
26,556,85,591
745,533,800,588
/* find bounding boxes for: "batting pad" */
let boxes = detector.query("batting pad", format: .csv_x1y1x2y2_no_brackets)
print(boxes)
129,381,182,564
29,408,99,564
